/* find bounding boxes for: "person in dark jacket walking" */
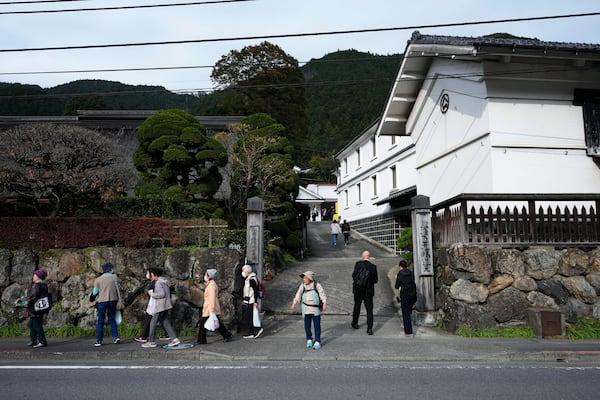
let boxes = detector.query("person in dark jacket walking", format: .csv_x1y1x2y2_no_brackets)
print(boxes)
395,260,418,336
24,269,50,348
341,220,351,245
351,250,378,335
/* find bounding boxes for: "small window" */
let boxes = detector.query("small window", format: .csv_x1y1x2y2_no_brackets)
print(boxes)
372,175,377,197
391,136,396,146
371,137,376,158
344,190,349,208
344,158,348,175
357,183,362,203
391,166,397,189
356,149,361,167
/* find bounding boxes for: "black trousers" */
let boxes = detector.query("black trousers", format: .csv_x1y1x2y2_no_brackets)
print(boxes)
197,314,232,344
242,304,260,336
352,291,374,329
400,300,416,334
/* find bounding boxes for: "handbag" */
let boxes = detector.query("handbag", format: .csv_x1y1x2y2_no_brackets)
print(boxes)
204,312,220,331
33,296,51,313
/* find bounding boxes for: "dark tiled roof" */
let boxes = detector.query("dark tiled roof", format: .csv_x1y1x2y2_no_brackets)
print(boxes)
409,30,600,52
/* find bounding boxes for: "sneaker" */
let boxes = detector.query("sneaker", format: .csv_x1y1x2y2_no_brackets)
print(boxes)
141,342,157,348
113,337,120,344
26,341,35,347
94,342,102,347
306,339,313,348
33,343,46,348
254,328,264,339
167,338,180,347
243,334,255,339
158,335,171,341
313,342,321,350
134,336,147,343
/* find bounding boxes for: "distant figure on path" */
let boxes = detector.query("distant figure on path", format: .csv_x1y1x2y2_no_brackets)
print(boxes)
341,219,351,245
351,251,378,335
330,219,342,246
395,260,418,337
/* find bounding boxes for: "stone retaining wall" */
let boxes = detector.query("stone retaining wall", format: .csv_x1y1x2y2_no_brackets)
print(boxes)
436,244,600,331
0,247,244,330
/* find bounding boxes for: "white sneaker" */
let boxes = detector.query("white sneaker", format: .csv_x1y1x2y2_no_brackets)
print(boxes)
141,342,157,348
243,334,255,339
313,341,321,350
306,339,313,348
254,328,264,339
167,338,180,347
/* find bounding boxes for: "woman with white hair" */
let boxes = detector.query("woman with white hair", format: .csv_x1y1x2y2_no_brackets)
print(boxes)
241,265,263,339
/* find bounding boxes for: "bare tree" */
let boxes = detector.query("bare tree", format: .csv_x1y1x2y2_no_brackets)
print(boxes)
0,123,136,216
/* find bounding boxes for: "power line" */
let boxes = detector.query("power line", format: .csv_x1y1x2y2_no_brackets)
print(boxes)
0,0,254,15
0,0,92,4
1,11,599,53
0,64,590,100
0,55,404,76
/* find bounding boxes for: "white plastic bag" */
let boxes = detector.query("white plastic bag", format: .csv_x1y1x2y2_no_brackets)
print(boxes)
204,312,220,331
115,310,122,325
146,297,156,316
252,306,261,328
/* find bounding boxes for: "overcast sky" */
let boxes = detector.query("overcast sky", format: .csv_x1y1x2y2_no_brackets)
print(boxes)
1,0,599,93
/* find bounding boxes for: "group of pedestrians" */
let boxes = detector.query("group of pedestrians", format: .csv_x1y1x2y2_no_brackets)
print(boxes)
21,252,418,350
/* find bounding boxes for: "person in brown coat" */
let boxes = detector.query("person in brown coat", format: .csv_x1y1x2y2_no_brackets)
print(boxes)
197,269,233,344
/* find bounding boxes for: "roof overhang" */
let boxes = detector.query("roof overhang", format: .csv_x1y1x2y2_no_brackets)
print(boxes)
377,31,600,137
373,185,417,206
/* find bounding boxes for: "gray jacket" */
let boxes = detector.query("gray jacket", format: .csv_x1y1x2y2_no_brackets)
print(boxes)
150,277,172,313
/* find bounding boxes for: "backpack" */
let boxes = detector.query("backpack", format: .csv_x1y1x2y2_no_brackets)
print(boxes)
353,262,370,291
257,278,265,299
302,282,323,310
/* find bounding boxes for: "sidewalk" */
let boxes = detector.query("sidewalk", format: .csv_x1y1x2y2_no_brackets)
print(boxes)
2,314,600,364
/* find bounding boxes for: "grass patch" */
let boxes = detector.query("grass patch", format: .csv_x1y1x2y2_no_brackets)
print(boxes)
456,324,536,338
566,316,600,339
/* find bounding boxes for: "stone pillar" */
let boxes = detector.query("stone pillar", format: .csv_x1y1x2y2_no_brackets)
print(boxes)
246,197,265,283
411,195,435,326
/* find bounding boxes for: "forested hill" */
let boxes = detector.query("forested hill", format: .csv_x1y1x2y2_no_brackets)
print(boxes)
0,50,402,156
0,80,196,116
302,50,402,155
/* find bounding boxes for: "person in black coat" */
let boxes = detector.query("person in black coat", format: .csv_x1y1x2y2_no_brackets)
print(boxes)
351,250,378,335
395,260,418,336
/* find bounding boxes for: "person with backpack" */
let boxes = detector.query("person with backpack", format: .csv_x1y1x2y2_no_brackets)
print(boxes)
290,271,328,350
24,269,51,348
395,260,418,337
341,220,351,245
241,264,264,339
351,251,378,335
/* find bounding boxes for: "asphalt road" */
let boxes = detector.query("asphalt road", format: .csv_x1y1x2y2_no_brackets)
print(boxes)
2,364,600,400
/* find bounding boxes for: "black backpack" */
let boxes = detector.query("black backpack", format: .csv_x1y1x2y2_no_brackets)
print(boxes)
353,262,370,290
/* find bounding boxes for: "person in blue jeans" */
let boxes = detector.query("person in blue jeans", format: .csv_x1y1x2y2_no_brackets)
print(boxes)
290,271,328,350
90,262,121,347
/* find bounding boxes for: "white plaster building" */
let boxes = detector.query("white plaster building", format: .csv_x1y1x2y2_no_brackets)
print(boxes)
336,32,600,250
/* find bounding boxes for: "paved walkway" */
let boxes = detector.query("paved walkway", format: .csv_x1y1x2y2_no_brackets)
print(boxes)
2,221,600,364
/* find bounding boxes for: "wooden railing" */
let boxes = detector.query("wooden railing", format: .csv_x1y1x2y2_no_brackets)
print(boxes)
432,195,600,247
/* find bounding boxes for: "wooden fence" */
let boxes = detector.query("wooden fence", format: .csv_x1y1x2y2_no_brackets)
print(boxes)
433,196,600,247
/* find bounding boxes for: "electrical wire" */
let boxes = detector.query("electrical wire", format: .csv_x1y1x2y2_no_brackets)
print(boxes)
1,11,599,53
0,0,254,15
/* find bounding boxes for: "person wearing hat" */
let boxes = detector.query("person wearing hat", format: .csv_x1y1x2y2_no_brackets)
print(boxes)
24,269,50,348
90,262,121,347
197,268,233,345
290,271,328,350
